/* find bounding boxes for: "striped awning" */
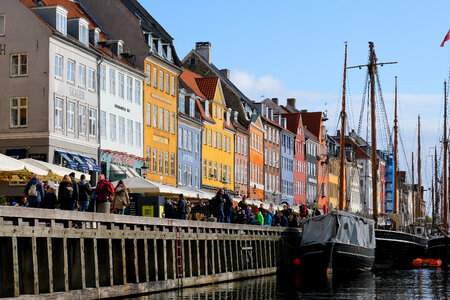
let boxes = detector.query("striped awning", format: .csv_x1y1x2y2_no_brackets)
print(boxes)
81,155,101,172
56,150,78,169
70,153,90,171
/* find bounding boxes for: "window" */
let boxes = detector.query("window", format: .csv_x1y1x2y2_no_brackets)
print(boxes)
153,67,157,87
100,66,106,91
89,109,96,136
214,105,217,118
228,166,231,185
195,133,199,153
224,135,227,152
55,98,63,129
178,94,185,113
67,102,75,131
165,110,169,131
171,76,175,95
171,153,175,176
118,117,125,143
214,162,217,180
183,129,187,150
118,73,124,98
126,76,133,102
159,150,163,173
218,133,222,150
11,53,27,77
178,128,183,149
79,23,88,46
165,73,169,93
214,131,217,148
79,106,87,134
100,111,106,138
153,105,158,128
135,80,141,105
208,129,212,146
146,103,151,126
219,164,222,182
165,151,169,174
159,108,164,130
10,97,27,127
228,137,231,152
146,64,151,85
146,147,151,163
188,131,192,151
110,114,116,141
195,168,199,188
203,160,207,178
178,163,183,184
218,107,222,119
67,60,75,83
109,69,116,95
56,10,67,35
159,70,163,91
135,122,141,147
203,129,206,145
171,113,175,134
153,148,157,172
88,68,95,90
127,119,133,145
189,99,195,117
209,160,212,178
54,54,63,78
78,64,86,88
0,15,4,36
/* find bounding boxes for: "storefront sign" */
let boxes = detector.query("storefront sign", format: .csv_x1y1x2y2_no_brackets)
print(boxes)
69,87,85,100
114,104,130,113
142,205,154,217
112,155,136,167
153,134,169,145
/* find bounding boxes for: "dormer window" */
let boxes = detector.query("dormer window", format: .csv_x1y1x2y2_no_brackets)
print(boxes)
226,110,231,126
178,93,185,113
158,41,163,57
79,21,89,47
89,28,100,47
56,6,68,35
146,33,154,52
189,98,195,118
167,46,172,62
205,100,210,117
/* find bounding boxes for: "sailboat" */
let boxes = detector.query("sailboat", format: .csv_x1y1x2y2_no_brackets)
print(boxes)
299,42,376,273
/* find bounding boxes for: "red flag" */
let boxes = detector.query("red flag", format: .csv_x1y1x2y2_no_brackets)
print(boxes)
441,30,450,47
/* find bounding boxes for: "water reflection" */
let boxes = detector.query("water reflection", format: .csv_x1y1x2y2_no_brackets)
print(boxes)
130,269,450,300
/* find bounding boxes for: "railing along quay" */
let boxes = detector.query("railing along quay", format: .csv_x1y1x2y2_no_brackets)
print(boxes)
0,206,300,299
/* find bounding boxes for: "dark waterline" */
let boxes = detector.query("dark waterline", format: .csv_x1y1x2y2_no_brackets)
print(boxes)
126,269,450,299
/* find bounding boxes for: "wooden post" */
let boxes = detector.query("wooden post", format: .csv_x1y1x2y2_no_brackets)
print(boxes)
47,237,54,293
108,239,113,286
32,236,39,295
12,236,19,297
93,239,99,288
80,238,86,289
144,238,149,282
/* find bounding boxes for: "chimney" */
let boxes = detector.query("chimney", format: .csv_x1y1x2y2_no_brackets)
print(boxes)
271,98,279,105
287,98,296,108
233,111,239,122
195,42,211,64
220,69,230,80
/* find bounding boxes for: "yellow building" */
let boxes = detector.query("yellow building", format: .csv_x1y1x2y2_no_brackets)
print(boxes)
143,57,181,186
328,156,339,210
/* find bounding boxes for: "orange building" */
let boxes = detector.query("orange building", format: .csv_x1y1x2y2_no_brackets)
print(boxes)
249,114,265,201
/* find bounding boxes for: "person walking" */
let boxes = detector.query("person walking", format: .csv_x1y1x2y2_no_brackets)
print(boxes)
214,188,225,222
177,193,188,220
78,174,92,212
24,174,45,208
223,191,234,223
112,180,129,215
41,186,57,209
68,172,79,210
95,174,114,213
238,195,248,211
58,175,75,210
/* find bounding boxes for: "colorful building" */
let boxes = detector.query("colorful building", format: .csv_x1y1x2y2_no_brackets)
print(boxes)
326,135,340,210
232,112,249,198
248,114,265,201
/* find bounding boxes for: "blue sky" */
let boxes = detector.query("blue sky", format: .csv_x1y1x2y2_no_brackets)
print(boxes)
142,0,450,208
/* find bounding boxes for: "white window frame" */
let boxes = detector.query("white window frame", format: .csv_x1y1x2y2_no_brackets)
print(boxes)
126,76,133,102
165,110,169,132
159,107,164,130
55,98,63,129
0,15,4,36
10,53,27,77
171,112,175,134
88,68,95,90
78,64,86,88
135,80,141,105
109,69,116,95
79,105,87,134
54,54,63,79
153,67,157,88
165,73,169,93
135,122,141,147
56,10,67,35
67,60,75,83
100,65,106,91
171,76,175,95
118,117,125,143
159,70,164,91
100,110,106,138
66,101,75,132
118,73,124,98
110,114,116,141
89,109,96,136
153,105,158,128
10,97,27,128
146,103,151,126
127,119,133,145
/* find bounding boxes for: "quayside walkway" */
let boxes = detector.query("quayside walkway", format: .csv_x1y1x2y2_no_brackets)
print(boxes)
0,207,300,299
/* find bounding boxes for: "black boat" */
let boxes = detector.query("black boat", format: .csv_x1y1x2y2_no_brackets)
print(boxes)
299,211,376,273
374,229,428,268
428,234,450,268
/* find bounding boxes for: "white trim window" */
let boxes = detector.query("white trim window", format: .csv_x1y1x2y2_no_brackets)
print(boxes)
153,148,157,172
100,65,106,91
183,129,187,150
146,103,151,126
11,53,27,77
109,69,116,95
118,117,125,143
159,70,163,91
159,108,164,130
109,114,116,141
189,99,195,117
126,76,133,102
79,105,87,134
66,102,75,132
135,80,141,105
78,64,86,88
56,9,67,35
67,60,75,83
218,133,222,150
165,73,169,93
88,109,96,136
159,150,163,173
0,15,5,36
146,64,151,85
153,67,157,88
208,129,212,147
171,153,175,176
79,23,88,47
88,68,95,90
178,128,182,149
55,98,63,129
195,133,199,154
118,73,124,98
127,119,133,145
165,110,169,132
228,137,231,152
54,54,63,79
188,131,192,152
100,111,106,138
10,97,27,128
171,76,175,95
213,131,217,148
170,112,175,134
135,122,141,147
178,93,185,113
165,151,169,174
153,105,158,128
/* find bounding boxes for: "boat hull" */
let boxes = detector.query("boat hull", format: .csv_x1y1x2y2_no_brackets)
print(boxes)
374,230,428,269
300,241,375,273
428,236,450,268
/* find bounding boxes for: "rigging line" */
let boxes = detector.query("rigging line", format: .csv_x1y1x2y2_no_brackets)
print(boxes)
357,73,369,136
375,69,393,150
398,127,412,181
346,72,356,131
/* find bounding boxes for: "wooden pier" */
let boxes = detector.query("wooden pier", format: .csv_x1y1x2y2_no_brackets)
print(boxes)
0,207,299,299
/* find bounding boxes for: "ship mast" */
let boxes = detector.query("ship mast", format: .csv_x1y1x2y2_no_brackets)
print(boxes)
444,80,448,230
368,42,378,226
417,115,421,221
412,152,415,224
433,146,438,229
339,42,348,211
393,76,398,230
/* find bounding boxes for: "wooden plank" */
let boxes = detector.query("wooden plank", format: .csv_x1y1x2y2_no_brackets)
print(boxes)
93,239,99,288
133,239,139,283
144,238,149,282
80,238,86,289
121,239,127,285
162,239,168,281
63,237,69,292
109,239,113,286
32,236,39,295
187,239,192,278
153,239,159,281
47,237,54,293
12,236,19,297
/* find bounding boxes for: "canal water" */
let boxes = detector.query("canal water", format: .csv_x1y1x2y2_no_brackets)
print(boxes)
128,269,450,299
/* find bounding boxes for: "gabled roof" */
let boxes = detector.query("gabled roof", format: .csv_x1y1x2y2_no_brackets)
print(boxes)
281,113,302,136
196,77,219,100
195,99,215,124
304,127,318,142
299,112,322,140
333,136,371,160
180,69,206,99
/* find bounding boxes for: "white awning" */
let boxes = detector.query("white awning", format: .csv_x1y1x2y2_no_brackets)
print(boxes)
21,158,90,181
0,154,48,181
128,167,141,177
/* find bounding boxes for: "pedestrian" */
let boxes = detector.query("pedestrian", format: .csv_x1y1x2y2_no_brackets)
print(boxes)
323,203,328,214
95,174,114,213
238,195,248,211
263,209,272,226
24,174,45,208
177,193,188,220
58,175,75,210
255,208,264,225
112,180,129,215
68,172,79,210
300,204,308,219
214,188,225,222
41,186,57,209
223,191,234,223
278,211,288,227
164,198,174,218
259,203,265,214
78,174,92,212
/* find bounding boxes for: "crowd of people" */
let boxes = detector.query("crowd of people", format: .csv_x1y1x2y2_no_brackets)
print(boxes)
20,173,130,215
19,175,322,228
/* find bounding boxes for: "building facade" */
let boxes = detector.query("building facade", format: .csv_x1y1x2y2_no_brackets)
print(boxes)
304,128,319,206
326,135,340,210
248,115,265,201
279,121,294,206
232,113,249,198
